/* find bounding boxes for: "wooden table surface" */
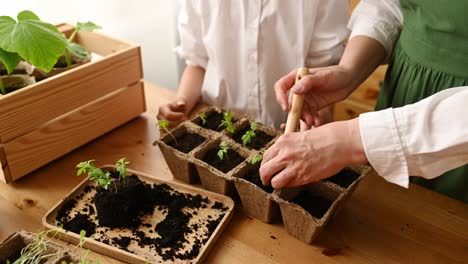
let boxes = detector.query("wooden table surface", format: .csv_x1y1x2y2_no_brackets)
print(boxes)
1,82,467,264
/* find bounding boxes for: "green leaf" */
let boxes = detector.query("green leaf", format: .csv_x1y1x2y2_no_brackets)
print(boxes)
0,48,21,74
251,154,263,165
67,42,88,58
76,21,101,32
0,10,68,72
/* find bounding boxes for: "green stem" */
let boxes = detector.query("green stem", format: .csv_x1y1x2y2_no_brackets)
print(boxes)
0,78,6,95
64,49,72,67
68,29,78,43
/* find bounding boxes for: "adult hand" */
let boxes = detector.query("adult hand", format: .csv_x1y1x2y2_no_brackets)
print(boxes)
275,65,358,127
259,119,367,189
157,98,188,127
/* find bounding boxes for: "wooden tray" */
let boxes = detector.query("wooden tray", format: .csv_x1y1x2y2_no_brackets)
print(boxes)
42,166,235,264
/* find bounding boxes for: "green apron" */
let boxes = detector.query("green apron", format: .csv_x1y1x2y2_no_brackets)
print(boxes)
376,0,468,203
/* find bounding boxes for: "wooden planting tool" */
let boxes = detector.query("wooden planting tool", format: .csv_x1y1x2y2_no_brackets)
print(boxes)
284,67,309,133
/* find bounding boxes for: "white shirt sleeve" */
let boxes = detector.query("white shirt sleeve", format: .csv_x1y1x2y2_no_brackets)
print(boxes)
348,0,403,60
359,87,468,188
174,0,208,69
306,0,350,67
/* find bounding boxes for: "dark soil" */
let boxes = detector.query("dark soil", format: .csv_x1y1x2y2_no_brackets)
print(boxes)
243,168,274,193
1,249,21,264
197,111,236,132
292,191,334,219
203,148,244,173
94,175,149,227
324,169,360,188
62,213,96,236
167,132,205,154
55,172,230,262
232,126,275,150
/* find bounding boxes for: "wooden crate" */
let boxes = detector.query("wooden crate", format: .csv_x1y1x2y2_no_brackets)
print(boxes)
0,24,145,183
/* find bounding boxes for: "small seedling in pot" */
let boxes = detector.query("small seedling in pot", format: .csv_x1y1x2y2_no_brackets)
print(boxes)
64,21,101,67
158,119,178,145
219,110,235,133
76,160,111,190
217,141,229,160
116,158,130,187
241,121,258,146
251,153,263,165
197,112,207,125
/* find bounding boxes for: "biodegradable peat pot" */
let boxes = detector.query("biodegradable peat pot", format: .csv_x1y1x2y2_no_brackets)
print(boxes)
43,166,235,264
234,161,280,223
273,165,372,244
230,119,280,151
0,74,36,94
34,53,92,80
0,230,81,264
156,123,209,183
0,23,145,183
193,137,249,196
191,107,243,134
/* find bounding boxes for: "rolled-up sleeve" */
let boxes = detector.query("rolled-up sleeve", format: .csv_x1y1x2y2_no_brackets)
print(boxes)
348,0,403,60
306,0,350,67
174,0,208,68
360,87,468,188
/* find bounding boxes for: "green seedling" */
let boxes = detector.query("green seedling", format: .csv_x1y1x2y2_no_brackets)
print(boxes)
217,141,229,160
60,230,101,264
197,112,207,125
116,158,130,186
241,121,258,146
251,154,263,165
76,160,111,190
219,110,235,133
9,228,64,264
64,22,101,67
158,119,178,145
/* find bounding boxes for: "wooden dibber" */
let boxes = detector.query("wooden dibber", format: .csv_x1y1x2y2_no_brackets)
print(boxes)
284,67,310,133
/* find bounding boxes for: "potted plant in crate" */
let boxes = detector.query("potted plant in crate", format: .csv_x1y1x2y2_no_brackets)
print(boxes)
0,10,145,183
0,11,99,94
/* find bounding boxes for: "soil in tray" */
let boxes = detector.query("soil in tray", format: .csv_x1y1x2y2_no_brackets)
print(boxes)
324,169,360,188
202,148,244,173
167,132,205,154
198,111,237,132
232,126,275,150
244,169,274,193
55,173,230,263
292,191,334,219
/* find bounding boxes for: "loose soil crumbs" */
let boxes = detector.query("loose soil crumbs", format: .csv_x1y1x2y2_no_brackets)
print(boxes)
55,172,230,263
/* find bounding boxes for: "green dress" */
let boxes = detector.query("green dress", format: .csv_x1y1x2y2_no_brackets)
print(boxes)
376,0,468,203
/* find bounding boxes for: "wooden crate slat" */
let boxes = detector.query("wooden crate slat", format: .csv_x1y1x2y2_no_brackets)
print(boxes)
3,81,145,181
0,45,142,143
0,145,12,183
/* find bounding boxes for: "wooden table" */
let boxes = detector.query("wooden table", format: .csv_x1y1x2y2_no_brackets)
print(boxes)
1,82,467,264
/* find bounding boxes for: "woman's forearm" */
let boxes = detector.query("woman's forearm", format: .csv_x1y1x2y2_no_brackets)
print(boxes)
176,65,206,115
339,36,387,92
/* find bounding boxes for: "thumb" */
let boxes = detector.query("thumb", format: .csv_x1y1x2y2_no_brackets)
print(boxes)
291,73,326,95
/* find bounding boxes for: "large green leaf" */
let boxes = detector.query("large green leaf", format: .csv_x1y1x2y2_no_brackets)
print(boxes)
67,42,88,58
0,48,21,74
0,10,68,72
76,21,101,32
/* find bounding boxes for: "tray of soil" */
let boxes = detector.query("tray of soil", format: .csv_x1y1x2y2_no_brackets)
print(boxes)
233,160,280,223
230,119,279,151
0,230,82,264
192,136,250,196
156,122,210,184
272,165,372,244
42,166,235,264
191,107,243,133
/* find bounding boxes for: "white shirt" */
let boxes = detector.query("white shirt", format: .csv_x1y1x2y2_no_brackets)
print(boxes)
348,0,403,59
360,87,468,188
175,0,349,128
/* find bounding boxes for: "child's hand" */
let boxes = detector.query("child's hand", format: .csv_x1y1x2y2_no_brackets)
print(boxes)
157,98,188,127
